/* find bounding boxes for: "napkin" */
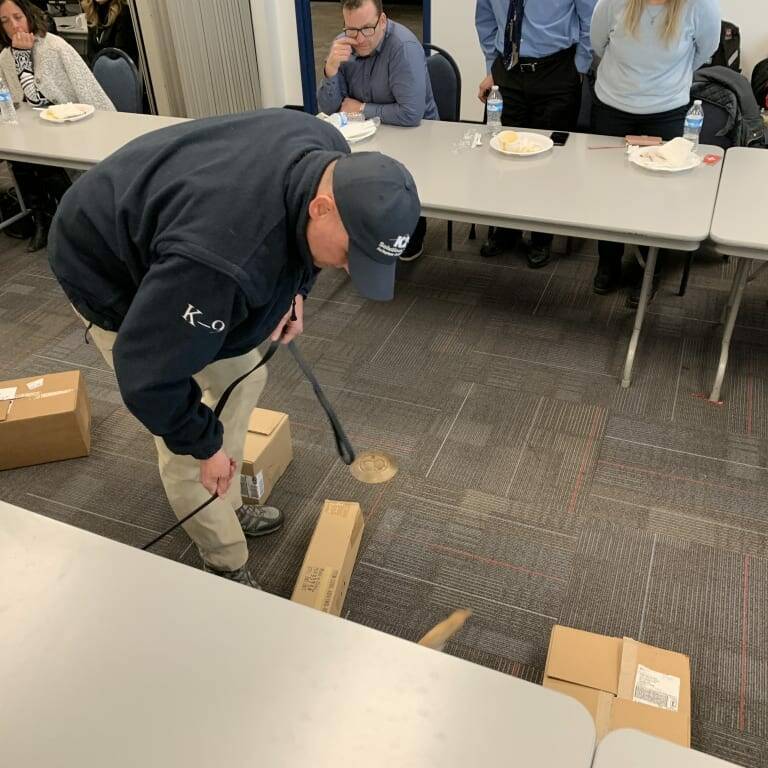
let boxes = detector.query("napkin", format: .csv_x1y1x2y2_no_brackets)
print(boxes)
629,137,697,170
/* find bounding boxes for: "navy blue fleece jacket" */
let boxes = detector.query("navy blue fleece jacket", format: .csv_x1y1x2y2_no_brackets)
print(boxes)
49,109,349,459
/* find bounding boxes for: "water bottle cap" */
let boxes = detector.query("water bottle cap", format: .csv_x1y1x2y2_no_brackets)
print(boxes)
694,100,702,105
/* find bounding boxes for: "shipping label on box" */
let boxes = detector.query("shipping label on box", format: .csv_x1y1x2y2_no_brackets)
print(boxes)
0,370,90,471
543,625,691,747
241,408,292,505
291,500,364,616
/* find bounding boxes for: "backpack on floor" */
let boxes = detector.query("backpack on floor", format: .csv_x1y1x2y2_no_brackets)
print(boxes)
752,58,768,111
710,21,741,72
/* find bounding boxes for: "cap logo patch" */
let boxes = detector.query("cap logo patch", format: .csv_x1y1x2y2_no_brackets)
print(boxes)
377,234,411,258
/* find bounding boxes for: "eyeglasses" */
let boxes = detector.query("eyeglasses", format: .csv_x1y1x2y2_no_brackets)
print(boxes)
343,15,381,39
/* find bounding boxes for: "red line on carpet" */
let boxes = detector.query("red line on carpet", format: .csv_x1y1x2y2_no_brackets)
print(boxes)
567,409,604,514
598,461,766,501
390,536,567,583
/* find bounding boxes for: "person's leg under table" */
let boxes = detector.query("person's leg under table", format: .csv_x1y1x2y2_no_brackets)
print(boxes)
525,51,582,268
590,98,642,293
480,57,529,259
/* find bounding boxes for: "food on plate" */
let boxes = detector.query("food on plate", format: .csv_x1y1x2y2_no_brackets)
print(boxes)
497,130,519,151
43,103,89,121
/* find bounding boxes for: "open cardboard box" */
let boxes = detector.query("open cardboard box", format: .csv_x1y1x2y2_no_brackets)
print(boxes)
544,625,691,747
0,370,90,471
240,408,292,505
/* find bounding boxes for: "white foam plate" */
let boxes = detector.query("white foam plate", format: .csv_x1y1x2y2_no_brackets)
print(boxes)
490,131,554,157
39,103,95,123
628,147,702,173
340,120,378,144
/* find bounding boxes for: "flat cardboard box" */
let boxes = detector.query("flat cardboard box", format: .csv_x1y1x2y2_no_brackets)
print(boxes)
0,370,90,471
291,500,364,616
543,625,691,747
240,408,292,505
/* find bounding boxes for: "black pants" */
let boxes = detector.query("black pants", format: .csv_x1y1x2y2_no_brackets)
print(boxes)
591,96,689,272
492,49,582,248
10,162,71,218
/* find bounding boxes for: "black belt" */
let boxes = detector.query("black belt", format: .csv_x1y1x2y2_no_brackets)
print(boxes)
516,45,576,73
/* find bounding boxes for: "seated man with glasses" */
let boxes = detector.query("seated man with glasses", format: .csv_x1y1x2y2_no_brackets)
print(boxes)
317,0,437,261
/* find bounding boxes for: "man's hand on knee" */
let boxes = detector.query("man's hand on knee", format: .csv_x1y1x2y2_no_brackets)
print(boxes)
200,449,237,496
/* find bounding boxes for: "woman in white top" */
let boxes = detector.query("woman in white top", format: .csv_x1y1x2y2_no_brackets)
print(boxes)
0,0,114,251
589,0,720,300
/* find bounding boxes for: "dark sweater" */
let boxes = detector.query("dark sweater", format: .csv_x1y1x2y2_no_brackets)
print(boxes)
87,4,139,66
49,109,349,459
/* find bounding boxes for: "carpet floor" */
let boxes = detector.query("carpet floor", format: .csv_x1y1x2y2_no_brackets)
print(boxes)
1,222,766,766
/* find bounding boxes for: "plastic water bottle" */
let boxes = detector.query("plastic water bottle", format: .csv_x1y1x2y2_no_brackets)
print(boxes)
486,85,503,135
327,112,349,129
0,76,17,124
683,100,704,144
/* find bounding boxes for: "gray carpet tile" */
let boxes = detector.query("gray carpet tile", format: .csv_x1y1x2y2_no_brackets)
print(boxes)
591,434,768,548
693,723,768,768
2,214,768,765
640,540,767,740
559,518,656,638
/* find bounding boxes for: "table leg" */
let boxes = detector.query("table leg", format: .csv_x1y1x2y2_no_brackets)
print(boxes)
0,170,31,233
720,262,744,324
621,246,658,389
710,257,749,403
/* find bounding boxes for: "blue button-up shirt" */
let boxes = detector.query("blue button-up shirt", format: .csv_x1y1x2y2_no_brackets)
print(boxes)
317,20,439,127
475,0,596,75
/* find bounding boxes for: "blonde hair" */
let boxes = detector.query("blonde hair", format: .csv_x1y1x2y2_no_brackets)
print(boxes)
81,0,127,28
624,0,686,45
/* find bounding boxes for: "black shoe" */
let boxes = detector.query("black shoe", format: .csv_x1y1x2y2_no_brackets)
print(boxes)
480,228,520,258
527,244,552,269
626,278,659,310
203,563,261,589
593,271,620,295
400,217,426,262
26,211,51,253
399,240,423,262
235,504,284,537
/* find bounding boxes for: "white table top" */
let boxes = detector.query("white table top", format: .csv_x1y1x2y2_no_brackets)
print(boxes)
0,104,187,170
594,729,739,767
0,501,595,768
710,147,768,260
357,122,724,250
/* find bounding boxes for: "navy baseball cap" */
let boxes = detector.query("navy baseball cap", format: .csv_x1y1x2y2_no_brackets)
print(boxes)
333,152,420,301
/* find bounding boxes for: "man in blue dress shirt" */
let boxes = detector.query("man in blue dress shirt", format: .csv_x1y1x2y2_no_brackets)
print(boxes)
475,0,596,268
318,0,437,261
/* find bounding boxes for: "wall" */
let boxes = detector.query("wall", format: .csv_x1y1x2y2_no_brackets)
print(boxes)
133,0,186,116
430,0,487,122
720,0,768,78
250,0,305,108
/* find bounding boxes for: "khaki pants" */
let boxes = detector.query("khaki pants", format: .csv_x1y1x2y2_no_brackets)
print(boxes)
75,309,267,570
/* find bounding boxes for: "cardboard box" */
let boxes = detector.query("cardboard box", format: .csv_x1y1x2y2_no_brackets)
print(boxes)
240,408,292,505
0,370,90,471
292,500,364,616
543,625,691,747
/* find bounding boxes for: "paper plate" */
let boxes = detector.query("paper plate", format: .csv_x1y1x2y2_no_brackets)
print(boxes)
628,148,702,173
490,131,553,157
39,103,95,123
340,120,378,144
